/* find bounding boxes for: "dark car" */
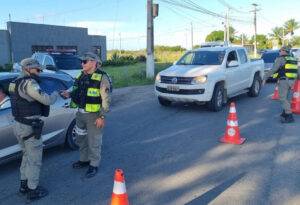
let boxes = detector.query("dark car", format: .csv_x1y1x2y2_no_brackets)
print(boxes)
0,72,77,164
261,50,280,81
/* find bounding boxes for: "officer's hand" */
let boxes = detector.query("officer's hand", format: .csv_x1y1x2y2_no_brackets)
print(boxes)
59,90,70,99
95,118,105,128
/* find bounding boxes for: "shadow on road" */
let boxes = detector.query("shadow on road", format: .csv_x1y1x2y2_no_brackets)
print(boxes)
185,172,246,205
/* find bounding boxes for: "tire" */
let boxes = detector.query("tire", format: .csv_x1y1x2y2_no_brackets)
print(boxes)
207,83,225,112
248,74,262,97
158,97,172,106
65,120,78,150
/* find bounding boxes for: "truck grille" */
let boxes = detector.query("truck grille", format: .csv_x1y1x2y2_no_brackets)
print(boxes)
160,76,193,84
156,86,205,95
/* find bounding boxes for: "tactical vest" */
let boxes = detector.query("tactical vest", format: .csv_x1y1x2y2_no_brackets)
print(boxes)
9,76,49,118
273,56,298,79
70,69,103,112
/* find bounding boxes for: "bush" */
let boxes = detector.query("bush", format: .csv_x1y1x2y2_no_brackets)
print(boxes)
0,64,12,72
103,52,146,67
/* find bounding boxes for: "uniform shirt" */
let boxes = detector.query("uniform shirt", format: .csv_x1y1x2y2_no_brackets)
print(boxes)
264,55,300,80
0,96,10,109
16,73,58,105
75,71,111,116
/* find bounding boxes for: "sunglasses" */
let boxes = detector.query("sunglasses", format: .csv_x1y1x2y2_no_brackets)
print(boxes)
81,60,90,64
33,68,42,73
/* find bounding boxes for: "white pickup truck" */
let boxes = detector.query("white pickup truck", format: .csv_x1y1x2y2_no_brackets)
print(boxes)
155,46,264,111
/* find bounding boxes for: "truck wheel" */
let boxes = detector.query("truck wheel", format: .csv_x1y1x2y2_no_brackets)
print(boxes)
207,84,224,112
158,97,172,106
248,74,262,97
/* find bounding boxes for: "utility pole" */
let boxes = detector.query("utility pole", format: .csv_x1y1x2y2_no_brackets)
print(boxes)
251,3,259,58
226,8,230,45
191,22,194,50
242,34,244,46
146,0,155,78
119,32,122,52
9,14,11,21
282,28,285,46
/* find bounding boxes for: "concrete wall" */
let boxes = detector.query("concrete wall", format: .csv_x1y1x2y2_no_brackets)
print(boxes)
0,30,10,66
5,21,106,63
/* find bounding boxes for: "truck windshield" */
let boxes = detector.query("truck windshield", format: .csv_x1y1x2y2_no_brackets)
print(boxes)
51,54,82,70
177,51,225,65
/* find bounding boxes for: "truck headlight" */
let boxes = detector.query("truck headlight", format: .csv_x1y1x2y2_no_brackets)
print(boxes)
155,74,161,83
191,76,207,84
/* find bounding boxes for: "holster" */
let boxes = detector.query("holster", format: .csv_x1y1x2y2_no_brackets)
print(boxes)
15,118,44,141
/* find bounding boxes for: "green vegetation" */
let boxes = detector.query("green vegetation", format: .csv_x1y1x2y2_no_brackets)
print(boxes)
205,18,300,48
0,63,13,72
103,62,171,88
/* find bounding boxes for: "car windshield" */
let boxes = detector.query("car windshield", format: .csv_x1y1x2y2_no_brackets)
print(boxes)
51,54,82,70
177,51,225,65
261,52,279,63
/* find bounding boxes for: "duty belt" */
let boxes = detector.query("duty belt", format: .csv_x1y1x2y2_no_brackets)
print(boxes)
15,117,44,141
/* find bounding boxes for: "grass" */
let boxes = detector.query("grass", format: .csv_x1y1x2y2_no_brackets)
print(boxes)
103,62,172,88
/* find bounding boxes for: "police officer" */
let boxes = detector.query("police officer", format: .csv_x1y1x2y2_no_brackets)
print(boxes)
60,52,110,178
9,58,59,201
264,46,300,123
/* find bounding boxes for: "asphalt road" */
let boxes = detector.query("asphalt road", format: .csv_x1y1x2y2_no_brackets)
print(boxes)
0,83,300,205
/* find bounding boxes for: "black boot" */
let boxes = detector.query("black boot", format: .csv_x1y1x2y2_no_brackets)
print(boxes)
72,161,90,169
19,180,29,194
281,113,295,123
85,165,98,178
27,186,48,201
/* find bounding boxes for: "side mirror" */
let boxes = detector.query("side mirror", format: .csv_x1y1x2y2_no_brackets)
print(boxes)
45,65,58,71
227,60,239,67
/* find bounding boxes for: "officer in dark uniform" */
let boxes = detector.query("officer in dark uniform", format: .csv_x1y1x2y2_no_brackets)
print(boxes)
9,58,58,201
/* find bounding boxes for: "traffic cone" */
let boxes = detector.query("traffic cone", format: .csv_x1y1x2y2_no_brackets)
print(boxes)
291,79,300,114
272,85,280,100
111,169,129,205
220,102,246,145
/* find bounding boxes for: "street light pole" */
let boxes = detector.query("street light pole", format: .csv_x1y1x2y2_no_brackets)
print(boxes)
252,3,258,58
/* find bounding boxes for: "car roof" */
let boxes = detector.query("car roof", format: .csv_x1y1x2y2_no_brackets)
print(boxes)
0,72,73,82
194,46,245,52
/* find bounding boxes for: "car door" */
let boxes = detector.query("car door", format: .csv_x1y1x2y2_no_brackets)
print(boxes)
225,50,241,94
237,49,251,89
0,77,20,159
39,75,75,144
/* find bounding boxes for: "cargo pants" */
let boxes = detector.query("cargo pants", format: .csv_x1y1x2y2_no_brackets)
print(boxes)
278,78,295,114
13,121,43,189
75,111,103,167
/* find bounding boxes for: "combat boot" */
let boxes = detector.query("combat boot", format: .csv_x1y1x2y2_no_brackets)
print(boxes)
27,186,48,201
19,180,29,194
281,113,295,123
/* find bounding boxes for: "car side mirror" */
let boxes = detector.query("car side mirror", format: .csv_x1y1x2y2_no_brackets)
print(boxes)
227,60,239,67
46,65,58,71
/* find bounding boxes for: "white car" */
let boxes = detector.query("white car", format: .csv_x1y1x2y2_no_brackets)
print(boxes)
155,46,264,111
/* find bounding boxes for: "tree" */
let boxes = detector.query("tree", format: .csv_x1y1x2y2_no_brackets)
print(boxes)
269,27,285,46
284,19,300,36
250,34,269,49
205,30,224,42
205,26,237,42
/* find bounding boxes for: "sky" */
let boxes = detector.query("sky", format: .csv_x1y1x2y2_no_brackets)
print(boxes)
1,0,300,50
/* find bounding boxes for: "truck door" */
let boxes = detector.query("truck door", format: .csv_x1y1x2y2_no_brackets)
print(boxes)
237,49,251,89
225,50,240,94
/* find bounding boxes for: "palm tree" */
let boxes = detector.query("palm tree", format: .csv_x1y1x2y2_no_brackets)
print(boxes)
284,19,300,36
269,27,285,45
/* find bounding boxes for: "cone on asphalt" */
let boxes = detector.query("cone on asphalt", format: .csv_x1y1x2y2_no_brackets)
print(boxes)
111,169,129,205
220,102,246,145
272,85,280,100
291,79,300,114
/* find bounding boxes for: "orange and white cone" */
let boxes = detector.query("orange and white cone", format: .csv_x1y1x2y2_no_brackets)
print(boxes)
220,102,246,145
111,169,129,205
291,79,300,114
272,85,280,100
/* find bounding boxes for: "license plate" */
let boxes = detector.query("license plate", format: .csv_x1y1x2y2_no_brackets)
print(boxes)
167,85,180,91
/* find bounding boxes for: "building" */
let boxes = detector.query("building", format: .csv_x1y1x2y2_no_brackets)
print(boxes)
0,21,106,66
